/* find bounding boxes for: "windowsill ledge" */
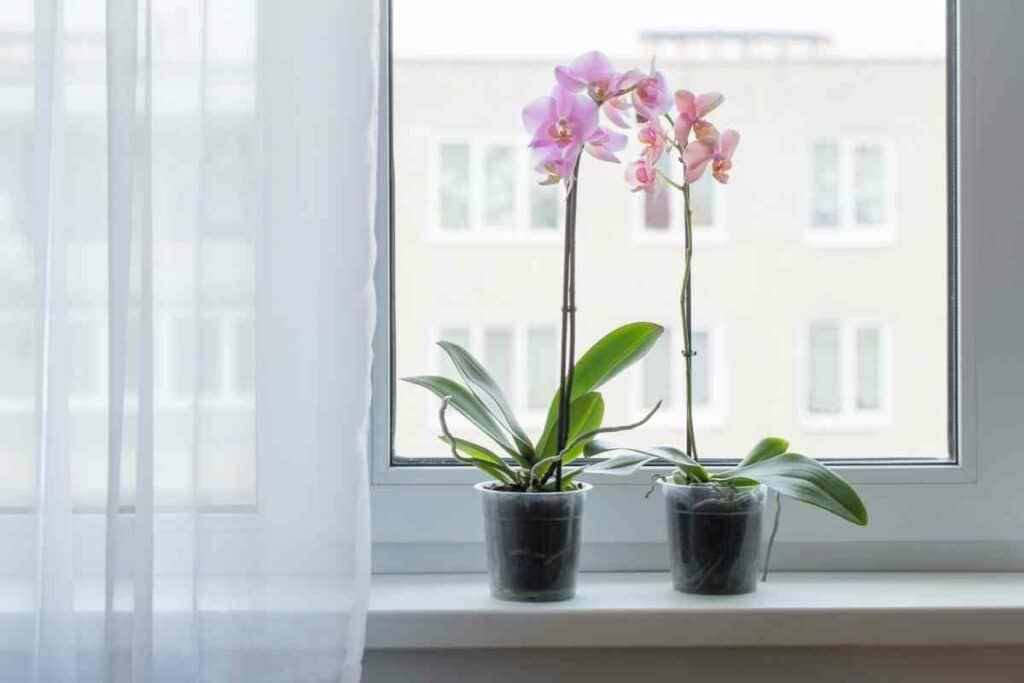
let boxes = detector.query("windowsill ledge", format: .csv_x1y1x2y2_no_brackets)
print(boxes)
367,571,1024,650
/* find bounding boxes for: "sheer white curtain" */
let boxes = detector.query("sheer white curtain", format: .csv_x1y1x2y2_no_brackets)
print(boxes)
2,0,376,680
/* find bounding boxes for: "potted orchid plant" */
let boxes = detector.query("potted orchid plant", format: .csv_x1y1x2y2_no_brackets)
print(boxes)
579,58,870,595
404,53,666,602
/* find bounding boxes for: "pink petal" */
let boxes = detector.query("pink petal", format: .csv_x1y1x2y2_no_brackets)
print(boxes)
572,96,600,140
674,90,696,118
717,129,740,161
554,65,587,92
695,92,724,117
674,116,693,145
602,101,630,128
613,68,644,92
522,96,555,134
571,50,615,84
585,143,620,163
684,157,711,184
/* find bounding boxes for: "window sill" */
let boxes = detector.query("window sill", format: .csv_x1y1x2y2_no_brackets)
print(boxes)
367,571,1024,650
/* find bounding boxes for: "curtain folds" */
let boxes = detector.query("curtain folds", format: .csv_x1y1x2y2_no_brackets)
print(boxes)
6,0,377,680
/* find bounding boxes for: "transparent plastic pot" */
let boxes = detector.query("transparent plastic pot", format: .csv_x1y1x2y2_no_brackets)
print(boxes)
660,481,767,595
476,481,590,602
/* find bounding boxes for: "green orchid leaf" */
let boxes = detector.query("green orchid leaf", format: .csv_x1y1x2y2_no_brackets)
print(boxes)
582,452,653,476
402,375,528,466
562,392,605,463
738,437,790,467
439,435,513,473
437,341,535,460
535,322,664,458
716,453,868,526
583,439,709,482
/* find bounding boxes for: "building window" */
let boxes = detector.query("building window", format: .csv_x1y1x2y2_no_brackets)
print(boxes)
636,153,725,244
635,326,726,429
803,320,890,428
433,137,560,240
434,324,558,429
807,138,895,246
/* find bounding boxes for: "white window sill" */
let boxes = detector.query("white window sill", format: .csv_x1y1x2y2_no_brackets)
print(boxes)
367,571,1024,650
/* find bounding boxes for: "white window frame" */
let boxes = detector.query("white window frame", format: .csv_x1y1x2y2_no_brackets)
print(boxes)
804,137,898,248
631,173,729,247
631,324,728,429
427,134,563,245
371,2,1024,573
798,319,892,432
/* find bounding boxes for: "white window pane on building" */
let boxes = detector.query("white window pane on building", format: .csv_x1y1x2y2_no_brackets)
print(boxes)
854,143,886,226
439,143,471,230
530,180,559,231
642,335,672,408
0,131,26,233
691,330,710,407
438,326,471,377
0,317,33,399
482,145,516,230
483,328,514,402
526,327,557,412
856,327,882,410
811,141,840,228
689,173,715,228
808,323,841,414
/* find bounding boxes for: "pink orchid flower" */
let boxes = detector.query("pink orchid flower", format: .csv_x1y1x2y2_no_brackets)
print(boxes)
533,147,577,185
632,68,671,122
522,85,599,159
625,156,661,194
682,125,740,184
585,127,628,163
673,90,724,145
554,51,643,128
637,120,666,163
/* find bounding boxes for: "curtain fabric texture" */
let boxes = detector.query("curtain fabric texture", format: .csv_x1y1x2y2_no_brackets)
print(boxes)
3,0,376,680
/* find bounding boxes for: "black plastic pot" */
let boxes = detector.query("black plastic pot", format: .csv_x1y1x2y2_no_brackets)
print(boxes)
476,481,589,602
660,482,767,595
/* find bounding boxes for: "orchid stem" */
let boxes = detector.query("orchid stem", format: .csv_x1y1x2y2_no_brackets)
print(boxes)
681,180,698,461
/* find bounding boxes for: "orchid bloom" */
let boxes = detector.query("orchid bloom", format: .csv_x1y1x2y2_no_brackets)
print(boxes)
637,120,666,163
533,148,576,185
625,156,660,194
554,51,643,128
673,90,724,145
631,67,671,122
585,127,628,163
522,85,599,157
682,125,740,184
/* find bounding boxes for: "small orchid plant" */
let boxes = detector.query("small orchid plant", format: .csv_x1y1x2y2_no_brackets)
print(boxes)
404,52,671,492
561,51,869,571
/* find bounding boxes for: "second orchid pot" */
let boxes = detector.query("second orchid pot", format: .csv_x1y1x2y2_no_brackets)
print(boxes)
661,481,767,595
476,481,589,602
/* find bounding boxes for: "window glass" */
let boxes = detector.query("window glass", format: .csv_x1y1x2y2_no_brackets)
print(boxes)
689,173,715,228
439,143,471,231
811,141,840,228
438,326,471,377
526,327,557,412
642,335,672,408
0,317,34,399
644,155,672,230
483,328,515,403
530,180,559,230
808,323,841,414
691,330,710,407
483,145,516,229
69,318,97,397
854,143,886,225
856,327,882,410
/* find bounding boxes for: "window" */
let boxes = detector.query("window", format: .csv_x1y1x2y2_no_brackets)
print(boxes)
803,320,890,428
807,138,896,246
430,324,558,438
633,326,727,431
390,0,952,478
432,137,561,240
635,152,726,244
